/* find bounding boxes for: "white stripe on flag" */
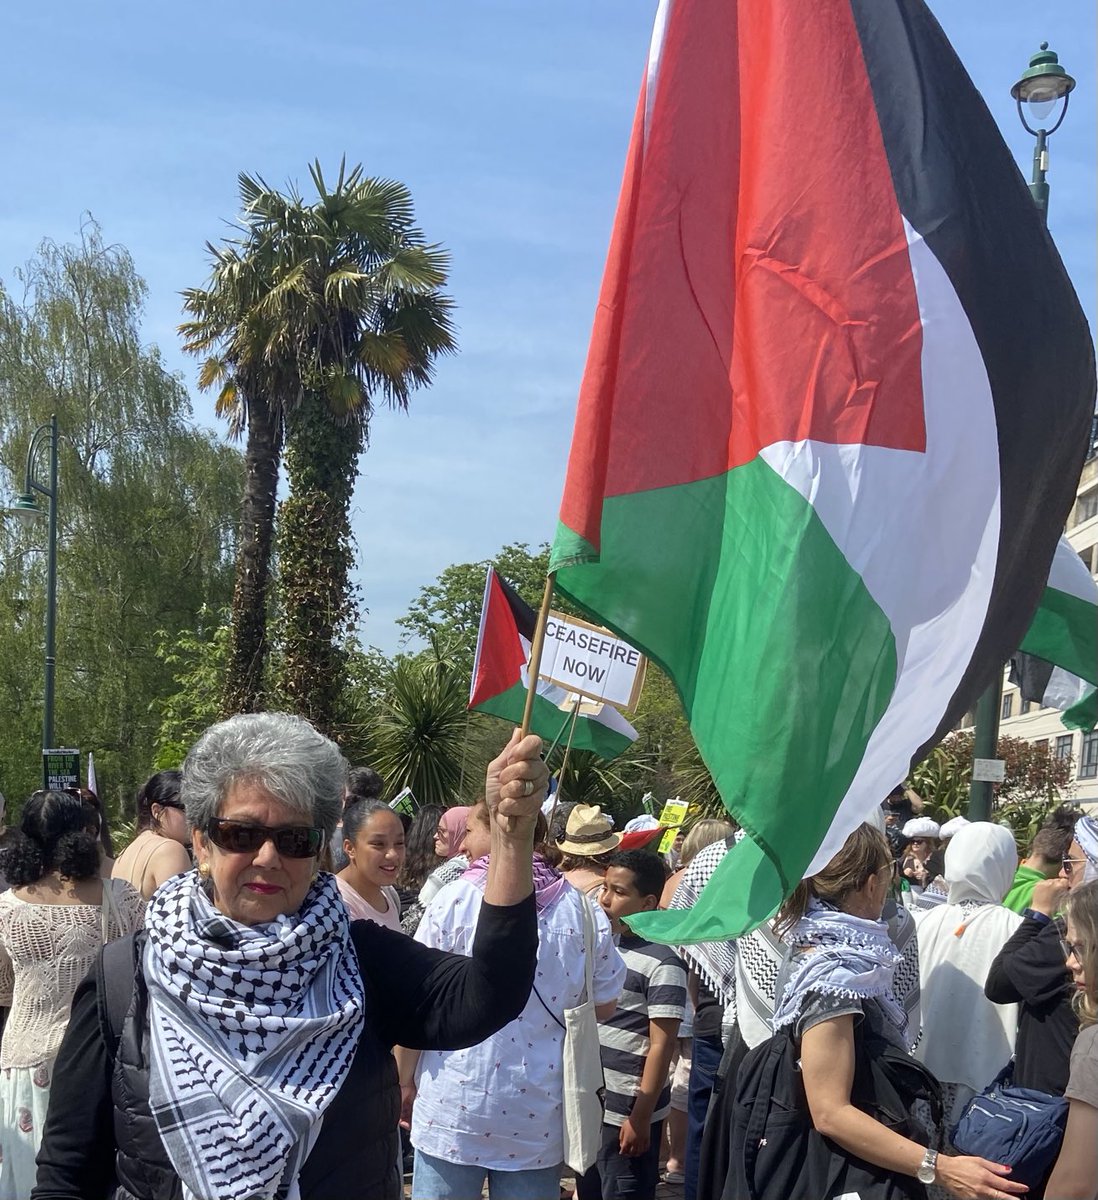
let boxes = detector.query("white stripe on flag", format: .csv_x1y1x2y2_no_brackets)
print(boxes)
763,218,1000,876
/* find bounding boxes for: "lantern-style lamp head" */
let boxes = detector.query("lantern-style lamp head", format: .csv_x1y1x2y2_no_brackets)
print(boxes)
9,492,44,527
1011,43,1075,135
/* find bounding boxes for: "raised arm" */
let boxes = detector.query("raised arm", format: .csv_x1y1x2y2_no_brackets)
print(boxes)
363,892,538,1050
985,884,1068,1006
481,729,548,906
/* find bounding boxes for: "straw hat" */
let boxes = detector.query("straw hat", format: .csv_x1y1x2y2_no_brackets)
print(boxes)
556,804,622,857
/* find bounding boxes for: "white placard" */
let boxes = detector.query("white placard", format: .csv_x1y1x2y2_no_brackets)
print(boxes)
539,611,646,708
972,758,1006,783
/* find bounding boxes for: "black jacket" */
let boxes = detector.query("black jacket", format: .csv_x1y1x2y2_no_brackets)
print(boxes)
984,912,1077,1095
31,895,538,1200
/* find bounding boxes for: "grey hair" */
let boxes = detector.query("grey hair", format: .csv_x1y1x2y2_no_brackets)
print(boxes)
182,713,348,841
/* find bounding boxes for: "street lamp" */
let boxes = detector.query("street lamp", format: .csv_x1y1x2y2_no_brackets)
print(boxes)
968,44,1076,822
7,414,60,752
1011,43,1076,220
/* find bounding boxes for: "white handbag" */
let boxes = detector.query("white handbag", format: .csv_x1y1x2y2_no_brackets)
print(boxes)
561,893,606,1174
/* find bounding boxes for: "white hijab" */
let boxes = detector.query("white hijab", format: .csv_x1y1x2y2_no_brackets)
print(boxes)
913,823,1023,1115
1076,814,1098,884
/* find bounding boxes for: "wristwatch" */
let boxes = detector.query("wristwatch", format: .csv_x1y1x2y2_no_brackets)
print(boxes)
916,1147,938,1184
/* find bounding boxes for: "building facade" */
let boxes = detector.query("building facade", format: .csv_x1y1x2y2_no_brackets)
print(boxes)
997,428,1098,808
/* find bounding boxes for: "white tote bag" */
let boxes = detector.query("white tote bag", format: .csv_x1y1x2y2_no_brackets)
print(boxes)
561,893,606,1174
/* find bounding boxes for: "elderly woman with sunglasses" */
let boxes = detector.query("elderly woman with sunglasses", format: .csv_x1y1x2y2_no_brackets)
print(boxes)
32,712,547,1200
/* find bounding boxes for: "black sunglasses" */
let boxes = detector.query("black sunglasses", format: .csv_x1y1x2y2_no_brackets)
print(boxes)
205,818,323,859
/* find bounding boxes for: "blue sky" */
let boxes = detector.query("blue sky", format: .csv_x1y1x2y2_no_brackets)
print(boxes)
2,2,1093,654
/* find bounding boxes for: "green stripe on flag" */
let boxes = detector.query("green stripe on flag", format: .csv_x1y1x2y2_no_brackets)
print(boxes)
1063,688,1097,732
552,458,898,943
1020,584,1098,687
475,683,635,760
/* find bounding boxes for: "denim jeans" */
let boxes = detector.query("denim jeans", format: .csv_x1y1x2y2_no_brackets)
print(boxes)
410,1150,563,1199
684,1033,724,1200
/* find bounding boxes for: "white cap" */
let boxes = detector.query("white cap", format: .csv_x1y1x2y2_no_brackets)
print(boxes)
939,815,970,839
901,817,941,840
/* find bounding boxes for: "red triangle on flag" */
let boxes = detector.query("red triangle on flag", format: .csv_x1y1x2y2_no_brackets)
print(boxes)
469,569,529,709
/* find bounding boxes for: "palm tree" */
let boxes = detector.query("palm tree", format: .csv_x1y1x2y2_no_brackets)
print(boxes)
182,162,456,731
251,161,455,733
371,644,468,807
181,230,288,717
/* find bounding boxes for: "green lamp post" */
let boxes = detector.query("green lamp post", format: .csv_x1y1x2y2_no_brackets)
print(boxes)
968,44,1076,822
8,414,61,753
1011,43,1077,221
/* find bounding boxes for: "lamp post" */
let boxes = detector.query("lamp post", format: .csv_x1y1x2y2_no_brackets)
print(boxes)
1010,43,1076,222
8,414,60,752
968,44,1076,822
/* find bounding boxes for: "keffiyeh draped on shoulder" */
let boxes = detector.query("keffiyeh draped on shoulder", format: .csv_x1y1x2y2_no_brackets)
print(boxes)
143,871,365,1200
771,900,907,1043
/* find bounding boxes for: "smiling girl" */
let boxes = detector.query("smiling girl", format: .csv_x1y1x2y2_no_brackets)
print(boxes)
336,800,406,932
1045,878,1098,1200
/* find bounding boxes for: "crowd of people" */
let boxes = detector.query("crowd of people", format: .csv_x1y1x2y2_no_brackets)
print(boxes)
0,717,1094,1200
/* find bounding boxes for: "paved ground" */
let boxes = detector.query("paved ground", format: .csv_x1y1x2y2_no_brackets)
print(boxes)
404,1167,686,1198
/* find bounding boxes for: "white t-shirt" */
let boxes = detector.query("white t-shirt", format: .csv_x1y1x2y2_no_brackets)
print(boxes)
411,878,625,1170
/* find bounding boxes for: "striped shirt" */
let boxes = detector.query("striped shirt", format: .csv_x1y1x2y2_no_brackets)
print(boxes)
598,934,687,1127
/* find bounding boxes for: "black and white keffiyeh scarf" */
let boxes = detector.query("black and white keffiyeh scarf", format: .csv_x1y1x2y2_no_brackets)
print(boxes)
668,835,740,1007
143,870,365,1200
771,899,907,1042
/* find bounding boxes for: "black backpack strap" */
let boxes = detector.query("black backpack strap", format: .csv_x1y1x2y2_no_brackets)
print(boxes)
96,932,143,1060
741,1034,789,1200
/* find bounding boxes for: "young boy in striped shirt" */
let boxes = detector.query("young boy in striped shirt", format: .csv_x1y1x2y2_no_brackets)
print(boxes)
575,850,687,1200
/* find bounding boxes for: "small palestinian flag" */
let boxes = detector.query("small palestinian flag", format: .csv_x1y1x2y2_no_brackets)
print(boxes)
1011,537,1098,731
469,568,638,760
550,0,1096,943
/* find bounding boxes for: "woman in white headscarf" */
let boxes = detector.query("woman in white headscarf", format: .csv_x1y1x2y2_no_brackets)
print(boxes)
914,822,1023,1140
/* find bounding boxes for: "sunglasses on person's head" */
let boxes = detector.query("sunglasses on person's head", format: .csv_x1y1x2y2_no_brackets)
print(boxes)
204,818,322,859
1062,856,1088,877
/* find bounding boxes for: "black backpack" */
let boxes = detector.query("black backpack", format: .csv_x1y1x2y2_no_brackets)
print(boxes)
726,1022,942,1200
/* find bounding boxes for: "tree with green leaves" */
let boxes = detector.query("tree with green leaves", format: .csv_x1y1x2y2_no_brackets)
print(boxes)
397,541,722,816
398,542,570,678
369,639,468,807
185,162,456,735
0,222,241,814
181,225,291,718
908,730,1075,846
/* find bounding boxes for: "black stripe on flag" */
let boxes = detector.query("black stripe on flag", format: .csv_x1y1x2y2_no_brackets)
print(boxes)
1009,652,1054,708
495,572,538,643
848,0,1097,760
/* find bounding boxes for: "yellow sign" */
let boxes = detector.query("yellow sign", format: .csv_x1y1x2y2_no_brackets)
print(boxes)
656,798,690,856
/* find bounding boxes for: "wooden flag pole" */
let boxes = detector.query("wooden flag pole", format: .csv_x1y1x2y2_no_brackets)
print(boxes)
546,695,582,834
520,573,556,738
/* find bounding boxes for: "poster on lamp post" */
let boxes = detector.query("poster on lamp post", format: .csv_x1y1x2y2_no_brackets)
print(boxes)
42,748,80,792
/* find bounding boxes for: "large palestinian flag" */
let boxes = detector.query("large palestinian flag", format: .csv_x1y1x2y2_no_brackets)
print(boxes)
470,568,638,760
1011,537,1098,731
549,0,1096,944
